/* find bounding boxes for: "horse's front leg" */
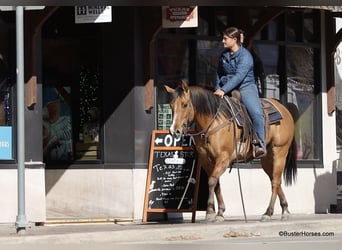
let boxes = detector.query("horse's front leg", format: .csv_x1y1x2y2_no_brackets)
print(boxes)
214,180,225,222
206,175,217,222
206,156,230,222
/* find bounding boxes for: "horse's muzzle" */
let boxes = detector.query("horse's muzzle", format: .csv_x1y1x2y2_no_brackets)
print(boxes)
169,128,182,139
169,123,187,139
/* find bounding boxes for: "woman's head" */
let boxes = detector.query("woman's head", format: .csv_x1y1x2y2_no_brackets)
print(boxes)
222,27,245,48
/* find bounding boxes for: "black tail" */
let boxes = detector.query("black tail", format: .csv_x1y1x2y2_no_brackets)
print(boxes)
284,139,297,186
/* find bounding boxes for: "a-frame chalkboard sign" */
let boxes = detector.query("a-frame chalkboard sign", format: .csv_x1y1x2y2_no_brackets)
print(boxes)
143,130,202,223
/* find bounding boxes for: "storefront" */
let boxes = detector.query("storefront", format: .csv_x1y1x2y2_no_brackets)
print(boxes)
0,5,341,224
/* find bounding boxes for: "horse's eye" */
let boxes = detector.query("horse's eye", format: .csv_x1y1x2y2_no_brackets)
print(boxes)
183,103,188,108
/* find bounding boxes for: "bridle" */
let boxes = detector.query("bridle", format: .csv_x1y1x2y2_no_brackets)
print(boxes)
183,98,237,146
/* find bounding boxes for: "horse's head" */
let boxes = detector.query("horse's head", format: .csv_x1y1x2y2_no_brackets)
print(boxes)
164,81,194,139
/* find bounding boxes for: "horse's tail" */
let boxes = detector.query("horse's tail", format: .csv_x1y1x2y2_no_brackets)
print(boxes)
284,139,297,186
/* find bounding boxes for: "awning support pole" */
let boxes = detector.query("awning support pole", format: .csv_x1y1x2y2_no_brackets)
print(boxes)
15,6,27,234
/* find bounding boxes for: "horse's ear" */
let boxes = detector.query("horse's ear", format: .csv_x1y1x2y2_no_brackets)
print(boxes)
164,85,175,94
181,80,189,92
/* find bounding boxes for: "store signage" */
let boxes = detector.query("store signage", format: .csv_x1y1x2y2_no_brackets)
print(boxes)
75,6,112,24
0,126,12,160
162,6,198,28
143,130,202,223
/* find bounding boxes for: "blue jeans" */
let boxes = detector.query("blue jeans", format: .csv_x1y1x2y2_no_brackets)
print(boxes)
239,84,266,148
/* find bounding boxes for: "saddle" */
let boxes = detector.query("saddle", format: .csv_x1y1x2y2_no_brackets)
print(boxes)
223,91,283,142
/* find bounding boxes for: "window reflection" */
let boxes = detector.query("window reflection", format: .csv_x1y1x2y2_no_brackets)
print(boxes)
156,38,189,130
255,44,317,160
197,40,221,88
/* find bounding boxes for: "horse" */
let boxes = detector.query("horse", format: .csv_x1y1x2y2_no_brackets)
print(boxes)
165,81,297,222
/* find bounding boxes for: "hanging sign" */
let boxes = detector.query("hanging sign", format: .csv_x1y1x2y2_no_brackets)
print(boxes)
162,6,198,28
75,6,112,24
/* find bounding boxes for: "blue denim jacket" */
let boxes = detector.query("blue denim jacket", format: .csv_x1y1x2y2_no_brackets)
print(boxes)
215,45,255,93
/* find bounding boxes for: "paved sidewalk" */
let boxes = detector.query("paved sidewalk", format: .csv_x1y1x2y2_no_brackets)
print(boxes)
0,213,342,245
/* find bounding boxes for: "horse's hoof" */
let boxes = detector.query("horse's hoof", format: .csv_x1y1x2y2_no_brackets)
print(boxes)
281,213,290,221
215,215,225,223
206,213,217,222
260,214,271,222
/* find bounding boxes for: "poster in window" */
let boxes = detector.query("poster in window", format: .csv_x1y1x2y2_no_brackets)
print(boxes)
0,126,12,159
43,87,73,162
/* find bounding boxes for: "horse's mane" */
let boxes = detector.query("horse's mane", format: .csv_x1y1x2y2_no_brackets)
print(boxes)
173,85,231,118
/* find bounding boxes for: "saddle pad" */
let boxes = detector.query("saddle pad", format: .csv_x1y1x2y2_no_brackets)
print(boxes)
224,96,283,127
261,98,283,124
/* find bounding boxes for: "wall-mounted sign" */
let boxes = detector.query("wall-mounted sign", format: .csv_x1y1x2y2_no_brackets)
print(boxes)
0,126,12,160
162,6,198,28
75,6,112,24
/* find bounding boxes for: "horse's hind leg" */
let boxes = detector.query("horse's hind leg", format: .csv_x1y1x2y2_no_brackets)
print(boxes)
278,186,290,220
261,178,280,222
260,153,285,222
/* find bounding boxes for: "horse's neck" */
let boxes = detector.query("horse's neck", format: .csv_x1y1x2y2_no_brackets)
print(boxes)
193,115,216,132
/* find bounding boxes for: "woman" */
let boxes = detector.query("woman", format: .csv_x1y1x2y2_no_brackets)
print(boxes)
214,27,266,158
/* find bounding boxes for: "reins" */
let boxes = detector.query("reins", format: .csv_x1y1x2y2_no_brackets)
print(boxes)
186,102,223,140
187,101,239,146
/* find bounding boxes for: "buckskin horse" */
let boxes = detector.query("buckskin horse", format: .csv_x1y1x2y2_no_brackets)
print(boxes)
165,81,297,222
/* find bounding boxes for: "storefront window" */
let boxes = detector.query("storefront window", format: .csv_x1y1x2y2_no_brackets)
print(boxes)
286,47,317,159
254,10,320,160
0,51,12,160
42,54,102,163
42,8,102,163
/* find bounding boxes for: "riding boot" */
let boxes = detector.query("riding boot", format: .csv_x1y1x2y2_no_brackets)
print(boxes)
252,138,267,159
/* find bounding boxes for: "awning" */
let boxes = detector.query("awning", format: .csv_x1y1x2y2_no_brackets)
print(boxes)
0,1,341,8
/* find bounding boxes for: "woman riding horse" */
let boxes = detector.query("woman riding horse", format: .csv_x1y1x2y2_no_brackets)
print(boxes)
215,27,266,158
165,82,297,222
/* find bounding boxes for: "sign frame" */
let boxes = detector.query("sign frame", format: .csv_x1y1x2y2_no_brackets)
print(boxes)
75,6,112,24
143,130,201,223
162,6,198,28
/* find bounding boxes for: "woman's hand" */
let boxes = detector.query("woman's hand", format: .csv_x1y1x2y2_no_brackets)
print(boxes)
214,89,225,98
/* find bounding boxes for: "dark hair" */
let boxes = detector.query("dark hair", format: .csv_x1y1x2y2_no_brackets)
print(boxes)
223,27,245,45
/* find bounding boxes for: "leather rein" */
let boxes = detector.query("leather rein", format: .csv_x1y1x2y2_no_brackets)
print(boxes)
185,99,241,146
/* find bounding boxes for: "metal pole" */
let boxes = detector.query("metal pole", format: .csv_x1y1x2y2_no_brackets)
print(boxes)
15,6,27,234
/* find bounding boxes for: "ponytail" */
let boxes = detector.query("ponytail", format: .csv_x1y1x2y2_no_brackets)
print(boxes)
239,30,245,44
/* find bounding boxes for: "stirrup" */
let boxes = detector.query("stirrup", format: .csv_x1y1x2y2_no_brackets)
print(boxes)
252,141,267,159
254,147,267,159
